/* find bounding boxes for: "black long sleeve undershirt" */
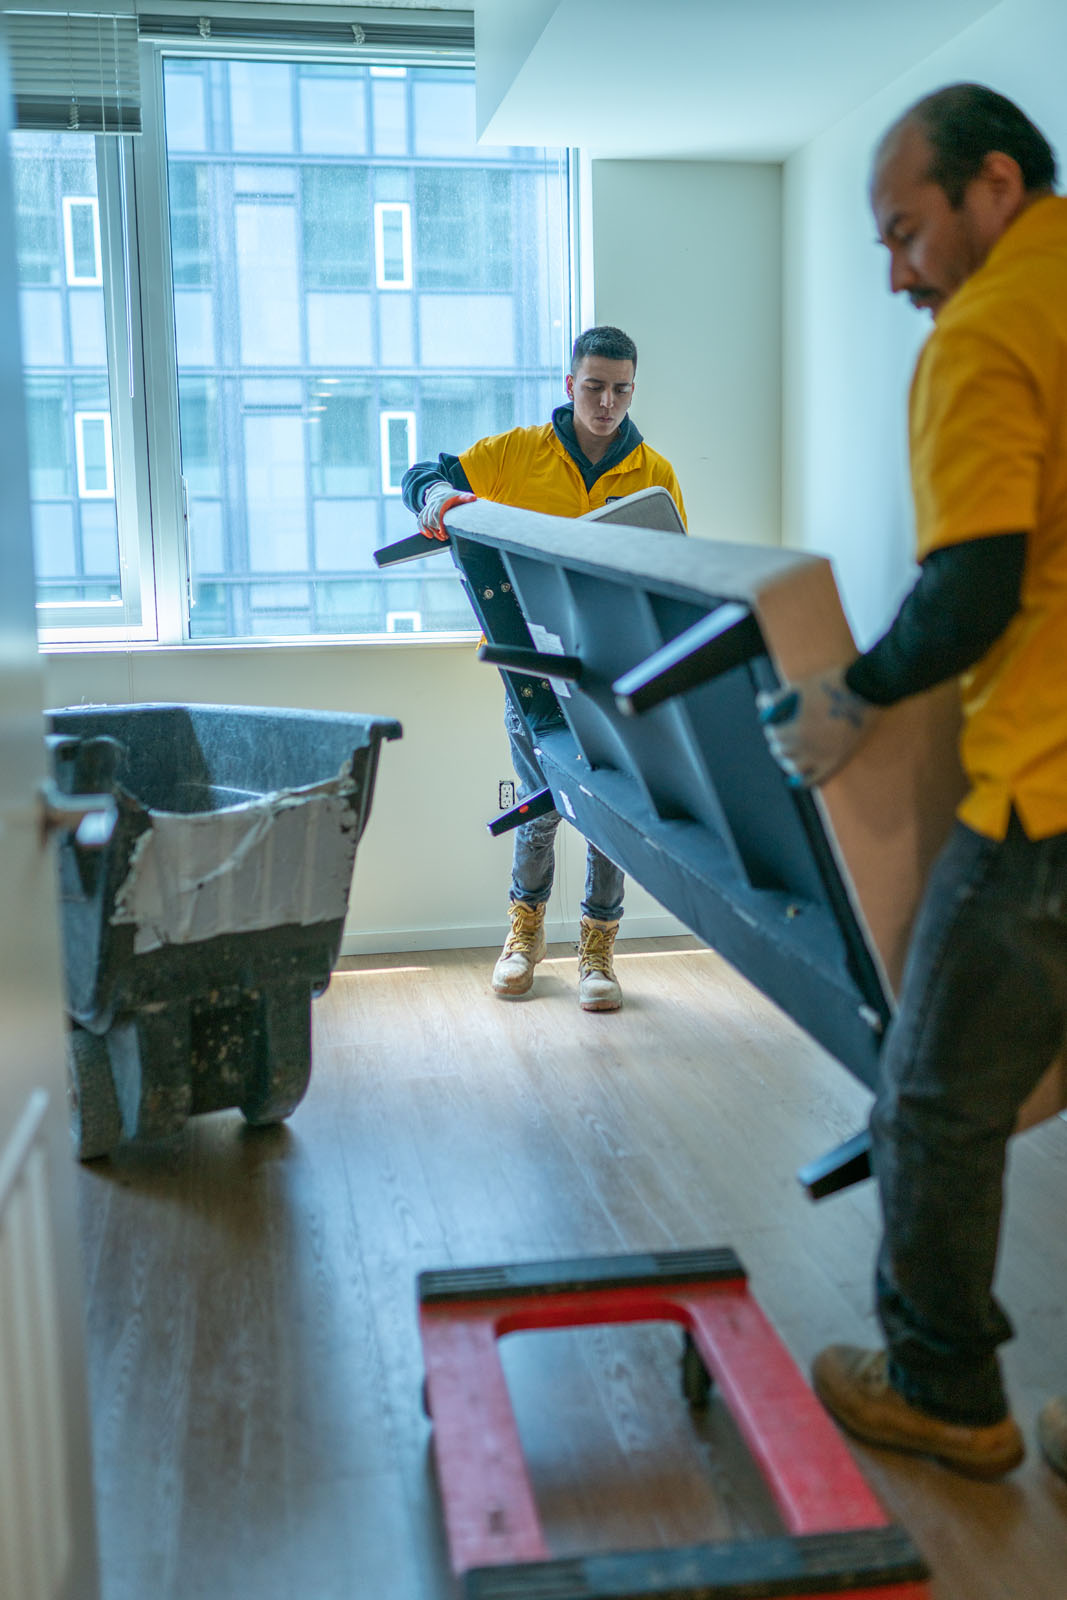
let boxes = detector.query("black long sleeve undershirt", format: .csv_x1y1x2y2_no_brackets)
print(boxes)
844,532,1026,706
401,453,472,515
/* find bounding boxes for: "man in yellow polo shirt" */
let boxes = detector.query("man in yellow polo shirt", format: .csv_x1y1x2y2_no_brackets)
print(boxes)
402,325,686,1012
761,84,1067,1480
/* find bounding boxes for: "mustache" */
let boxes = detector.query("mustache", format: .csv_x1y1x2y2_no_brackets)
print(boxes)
908,288,940,310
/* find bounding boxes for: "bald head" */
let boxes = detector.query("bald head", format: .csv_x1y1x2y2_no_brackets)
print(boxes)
872,83,1056,209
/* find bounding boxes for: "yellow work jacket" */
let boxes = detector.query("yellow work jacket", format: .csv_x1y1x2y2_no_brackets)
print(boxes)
459,421,688,526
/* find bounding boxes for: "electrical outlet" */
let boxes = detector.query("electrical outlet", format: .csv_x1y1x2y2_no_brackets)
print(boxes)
498,779,516,810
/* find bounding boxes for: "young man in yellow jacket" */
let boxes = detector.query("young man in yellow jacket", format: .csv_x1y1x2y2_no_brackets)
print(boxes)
402,325,686,1011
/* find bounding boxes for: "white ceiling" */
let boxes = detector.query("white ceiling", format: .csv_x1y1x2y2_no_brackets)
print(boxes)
473,0,1005,160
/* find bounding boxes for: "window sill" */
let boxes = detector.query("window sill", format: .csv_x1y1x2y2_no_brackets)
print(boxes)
41,630,482,657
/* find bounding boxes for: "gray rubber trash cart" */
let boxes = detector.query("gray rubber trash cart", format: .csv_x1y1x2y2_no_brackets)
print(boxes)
45,703,401,1159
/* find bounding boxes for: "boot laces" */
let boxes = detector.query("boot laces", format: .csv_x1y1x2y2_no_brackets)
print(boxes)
504,902,542,957
580,925,615,976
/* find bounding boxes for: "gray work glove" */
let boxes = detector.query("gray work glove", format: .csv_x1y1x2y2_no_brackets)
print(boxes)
757,666,880,787
417,480,476,539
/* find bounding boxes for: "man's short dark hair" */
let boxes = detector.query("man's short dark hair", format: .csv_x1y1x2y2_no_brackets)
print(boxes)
894,83,1057,206
570,325,637,374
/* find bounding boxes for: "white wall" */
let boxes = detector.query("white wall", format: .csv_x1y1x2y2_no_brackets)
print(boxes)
783,0,1067,646
473,0,557,140
592,160,782,546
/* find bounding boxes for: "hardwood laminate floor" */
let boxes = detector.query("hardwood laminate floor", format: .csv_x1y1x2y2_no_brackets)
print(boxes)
75,937,1067,1599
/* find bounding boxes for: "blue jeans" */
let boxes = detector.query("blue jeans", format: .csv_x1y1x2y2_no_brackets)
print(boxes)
871,815,1067,1425
503,698,624,922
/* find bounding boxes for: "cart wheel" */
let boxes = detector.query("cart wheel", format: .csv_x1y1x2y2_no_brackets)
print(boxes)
240,988,312,1127
681,1330,713,1409
240,1075,309,1128
67,1026,123,1161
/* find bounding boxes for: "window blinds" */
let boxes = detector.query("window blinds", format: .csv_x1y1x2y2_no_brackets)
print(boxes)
5,4,141,134
135,10,474,52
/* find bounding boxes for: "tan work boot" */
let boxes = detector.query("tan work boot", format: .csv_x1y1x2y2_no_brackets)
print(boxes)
1037,1395,1067,1479
812,1345,1024,1480
491,900,547,997
577,916,622,1012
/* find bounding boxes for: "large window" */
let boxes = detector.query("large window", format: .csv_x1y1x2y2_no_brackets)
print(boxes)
10,22,571,642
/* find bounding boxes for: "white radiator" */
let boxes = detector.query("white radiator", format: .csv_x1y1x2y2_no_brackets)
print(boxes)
0,1091,72,1600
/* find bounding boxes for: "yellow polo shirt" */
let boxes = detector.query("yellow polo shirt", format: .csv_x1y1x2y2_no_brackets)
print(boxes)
459,421,688,525
909,194,1067,840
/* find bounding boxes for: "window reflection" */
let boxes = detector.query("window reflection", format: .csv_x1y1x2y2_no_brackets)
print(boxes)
161,58,566,638
12,131,121,612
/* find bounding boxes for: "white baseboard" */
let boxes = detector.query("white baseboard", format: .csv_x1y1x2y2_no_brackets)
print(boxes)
340,911,690,958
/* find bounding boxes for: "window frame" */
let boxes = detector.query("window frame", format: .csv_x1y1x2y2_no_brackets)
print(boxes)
74,410,115,497
378,408,415,495
373,200,412,290
61,196,103,286
31,132,159,643
32,16,576,648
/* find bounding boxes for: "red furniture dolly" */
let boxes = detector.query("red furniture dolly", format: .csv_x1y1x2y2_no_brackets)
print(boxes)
417,1247,931,1600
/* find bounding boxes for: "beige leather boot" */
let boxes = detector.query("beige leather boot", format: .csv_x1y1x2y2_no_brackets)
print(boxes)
577,916,622,1011
491,900,547,996
813,1346,1024,1479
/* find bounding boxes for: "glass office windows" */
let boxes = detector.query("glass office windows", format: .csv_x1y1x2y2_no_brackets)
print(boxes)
12,150,59,284
374,164,408,203
32,505,77,587
374,202,412,289
234,195,301,366
19,286,64,366
310,385,374,497
370,69,407,155
417,380,519,464
168,162,212,286
62,198,102,284
179,375,223,618
378,292,414,367
304,167,371,288
177,377,220,496
68,284,108,366
229,61,293,154
188,499,225,578
79,500,120,578
412,74,477,158
418,294,515,369
25,381,69,498
298,66,367,156
11,130,135,622
74,411,114,496
160,56,568,639
414,168,512,292
244,409,308,573
379,410,415,494
314,500,378,572
306,294,373,368
163,61,208,151
173,289,215,366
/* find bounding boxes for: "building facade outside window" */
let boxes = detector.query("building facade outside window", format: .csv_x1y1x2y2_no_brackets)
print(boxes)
14,133,125,624
11,44,571,642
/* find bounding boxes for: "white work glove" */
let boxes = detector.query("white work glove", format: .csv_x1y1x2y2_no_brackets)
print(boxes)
757,666,880,787
416,480,476,539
